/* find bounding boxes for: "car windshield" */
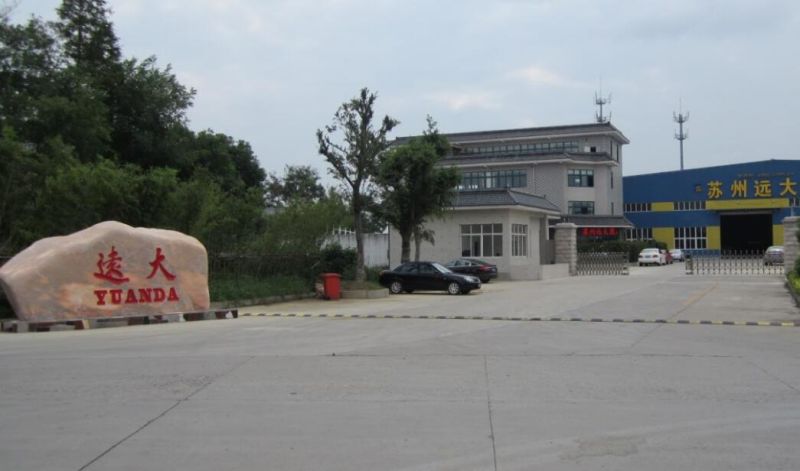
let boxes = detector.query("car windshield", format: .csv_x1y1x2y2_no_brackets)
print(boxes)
432,262,452,274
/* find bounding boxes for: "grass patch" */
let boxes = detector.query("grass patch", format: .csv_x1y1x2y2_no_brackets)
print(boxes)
209,274,310,302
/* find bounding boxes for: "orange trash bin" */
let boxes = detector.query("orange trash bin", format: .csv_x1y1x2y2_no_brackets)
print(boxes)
320,273,341,300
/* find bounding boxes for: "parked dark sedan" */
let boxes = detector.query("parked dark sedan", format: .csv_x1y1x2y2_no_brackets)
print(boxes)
379,261,481,295
445,258,498,283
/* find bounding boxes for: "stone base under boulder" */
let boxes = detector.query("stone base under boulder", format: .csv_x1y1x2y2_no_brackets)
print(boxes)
1,309,237,333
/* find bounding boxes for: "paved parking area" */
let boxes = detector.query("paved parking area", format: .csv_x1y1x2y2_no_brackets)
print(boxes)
243,263,798,324
1,264,799,470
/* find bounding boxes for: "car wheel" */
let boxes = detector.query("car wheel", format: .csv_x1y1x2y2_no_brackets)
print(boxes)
447,282,461,295
389,281,403,294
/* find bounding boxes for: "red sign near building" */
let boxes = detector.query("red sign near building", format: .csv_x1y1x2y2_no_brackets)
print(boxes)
580,227,619,238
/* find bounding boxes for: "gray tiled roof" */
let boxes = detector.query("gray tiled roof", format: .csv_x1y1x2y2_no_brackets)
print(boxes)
453,189,560,213
561,215,634,228
395,122,630,145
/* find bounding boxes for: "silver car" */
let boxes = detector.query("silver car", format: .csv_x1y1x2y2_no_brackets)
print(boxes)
669,248,685,262
763,246,784,266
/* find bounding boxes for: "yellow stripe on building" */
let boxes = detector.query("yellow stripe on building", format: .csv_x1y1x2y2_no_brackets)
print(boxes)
652,227,674,249
706,198,788,210
707,226,721,249
773,225,784,246
651,202,674,212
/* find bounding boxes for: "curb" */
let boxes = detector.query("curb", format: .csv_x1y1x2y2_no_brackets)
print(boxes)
239,312,800,328
1,309,238,333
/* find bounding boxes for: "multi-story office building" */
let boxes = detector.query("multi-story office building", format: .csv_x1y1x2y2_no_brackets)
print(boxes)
624,160,800,252
388,122,632,279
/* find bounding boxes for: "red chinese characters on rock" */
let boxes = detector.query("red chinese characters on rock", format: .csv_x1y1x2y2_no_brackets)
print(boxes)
92,246,181,306
147,247,176,280
93,246,130,284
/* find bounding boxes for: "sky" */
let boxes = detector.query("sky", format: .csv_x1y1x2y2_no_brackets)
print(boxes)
8,0,800,184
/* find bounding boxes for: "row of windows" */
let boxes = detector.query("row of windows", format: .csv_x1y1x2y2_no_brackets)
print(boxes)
624,202,652,212
568,201,595,215
459,170,527,190
460,224,530,258
626,228,653,240
568,169,594,187
626,201,708,212
674,226,707,249
674,200,706,211
460,141,580,156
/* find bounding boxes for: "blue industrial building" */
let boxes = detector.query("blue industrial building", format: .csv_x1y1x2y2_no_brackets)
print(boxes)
623,160,800,252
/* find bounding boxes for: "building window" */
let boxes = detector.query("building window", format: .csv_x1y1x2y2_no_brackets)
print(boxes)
610,170,614,189
673,200,706,211
568,201,595,215
624,202,652,212
626,228,653,240
674,226,707,250
568,169,594,187
461,224,503,257
461,141,579,156
511,224,528,257
459,170,527,190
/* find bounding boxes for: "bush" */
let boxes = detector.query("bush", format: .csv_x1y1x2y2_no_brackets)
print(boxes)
788,271,800,294
318,244,356,279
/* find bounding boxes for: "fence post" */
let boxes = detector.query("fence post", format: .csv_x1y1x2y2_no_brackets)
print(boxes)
783,217,799,276
554,223,577,276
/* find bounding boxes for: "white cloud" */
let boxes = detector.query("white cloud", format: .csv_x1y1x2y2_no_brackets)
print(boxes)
508,66,585,88
425,91,502,111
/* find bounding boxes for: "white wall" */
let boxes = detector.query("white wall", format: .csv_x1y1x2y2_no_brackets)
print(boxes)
388,209,548,280
326,230,388,267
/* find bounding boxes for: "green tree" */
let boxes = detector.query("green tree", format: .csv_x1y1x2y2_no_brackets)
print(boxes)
55,0,120,70
377,117,459,263
110,56,195,169
265,165,326,207
316,88,398,281
183,130,265,193
0,16,63,131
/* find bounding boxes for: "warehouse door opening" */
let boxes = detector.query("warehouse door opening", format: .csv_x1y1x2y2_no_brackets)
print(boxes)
720,213,772,252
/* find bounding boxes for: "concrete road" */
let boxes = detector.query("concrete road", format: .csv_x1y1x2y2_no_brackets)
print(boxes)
1,265,799,470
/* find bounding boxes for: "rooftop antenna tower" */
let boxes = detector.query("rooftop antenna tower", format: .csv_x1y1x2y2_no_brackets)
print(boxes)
594,89,611,123
673,100,689,170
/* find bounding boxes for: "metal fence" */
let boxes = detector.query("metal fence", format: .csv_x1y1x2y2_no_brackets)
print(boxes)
685,251,784,276
576,252,629,276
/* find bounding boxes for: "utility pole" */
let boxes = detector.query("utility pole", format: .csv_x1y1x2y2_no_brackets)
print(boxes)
673,102,689,171
594,91,611,123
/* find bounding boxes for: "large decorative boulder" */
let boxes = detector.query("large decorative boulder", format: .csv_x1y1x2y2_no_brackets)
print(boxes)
0,221,210,321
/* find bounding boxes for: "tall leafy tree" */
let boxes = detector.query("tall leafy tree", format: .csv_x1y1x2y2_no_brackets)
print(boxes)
55,0,120,70
377,117,460,263
317,88,398,281
110,57,195,169
265,165,326,207
0,16,63,131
